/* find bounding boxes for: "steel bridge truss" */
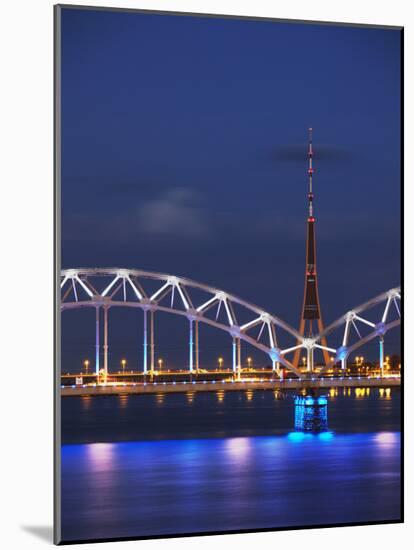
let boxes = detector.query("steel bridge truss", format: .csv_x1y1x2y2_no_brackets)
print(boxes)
60,268,401,380
314,287,401,376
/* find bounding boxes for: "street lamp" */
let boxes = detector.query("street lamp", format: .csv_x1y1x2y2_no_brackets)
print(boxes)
247,356,252,369
218,357,223,370
83,359,90,374
121,358,127,374
302,357,306,369
158,358,163,372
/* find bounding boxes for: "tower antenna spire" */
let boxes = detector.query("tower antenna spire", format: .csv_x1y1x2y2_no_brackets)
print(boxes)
308,127,314,218
292,127,331,370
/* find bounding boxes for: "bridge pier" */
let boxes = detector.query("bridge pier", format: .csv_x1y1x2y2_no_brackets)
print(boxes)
195,320,199,374
143,309,148,375
277,363,283,380
306,346,314,373
341,357,347,371
294,391,328,432
379,335,384,376
103,306,108,382
237,337,241,381
232,337,237,378
95,306,100,376
189,318,194,374
272,359,283,379
150,310,155,376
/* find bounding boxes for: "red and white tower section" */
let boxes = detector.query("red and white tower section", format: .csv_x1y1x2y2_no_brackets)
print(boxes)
293,129,331,369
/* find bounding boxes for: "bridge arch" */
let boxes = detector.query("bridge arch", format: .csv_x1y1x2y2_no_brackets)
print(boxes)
314,287,401,375
61,268,304,377
61,269,401,379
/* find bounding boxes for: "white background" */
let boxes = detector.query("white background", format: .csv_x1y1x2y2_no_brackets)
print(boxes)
0,0,411,548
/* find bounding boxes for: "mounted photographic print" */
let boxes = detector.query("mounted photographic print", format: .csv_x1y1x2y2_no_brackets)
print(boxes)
54,5,403,544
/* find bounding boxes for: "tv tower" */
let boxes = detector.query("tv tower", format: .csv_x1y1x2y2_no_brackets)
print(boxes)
292,128,330,369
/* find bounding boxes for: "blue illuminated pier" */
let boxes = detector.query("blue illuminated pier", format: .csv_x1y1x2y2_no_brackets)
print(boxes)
294,394,328,432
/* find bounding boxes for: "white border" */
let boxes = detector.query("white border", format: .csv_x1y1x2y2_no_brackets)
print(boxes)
1,1,411,548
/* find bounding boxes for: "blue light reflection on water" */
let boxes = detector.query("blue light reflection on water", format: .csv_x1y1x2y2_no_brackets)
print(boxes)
61,431,401,542
287,430,334,442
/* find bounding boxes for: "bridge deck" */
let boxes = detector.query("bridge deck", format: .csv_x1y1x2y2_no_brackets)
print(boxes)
61,377,400,396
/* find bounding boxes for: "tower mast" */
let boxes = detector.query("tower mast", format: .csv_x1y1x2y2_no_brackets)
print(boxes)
293,129,330,369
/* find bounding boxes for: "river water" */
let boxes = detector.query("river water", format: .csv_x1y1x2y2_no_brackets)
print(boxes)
61,387,401,542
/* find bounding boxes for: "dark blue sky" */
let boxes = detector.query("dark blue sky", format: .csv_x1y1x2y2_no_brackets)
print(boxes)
60,8,401,369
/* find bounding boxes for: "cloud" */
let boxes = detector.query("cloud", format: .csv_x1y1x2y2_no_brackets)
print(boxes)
136,187,209,238
271,144,352,163
62,186,210,243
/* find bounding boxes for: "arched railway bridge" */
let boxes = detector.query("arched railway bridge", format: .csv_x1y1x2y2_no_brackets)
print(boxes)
61,268,401,381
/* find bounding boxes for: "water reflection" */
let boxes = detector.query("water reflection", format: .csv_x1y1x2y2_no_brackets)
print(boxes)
355,387,366,399
62,432,401,542
81,395,92,410
288,431,334,442
378,388,392,399
186,391,195,404
86,442,115,471
288,431,313,442
245,390,254,402
318,431,334,441
374,432,398,447
216,390,225,403
225,437,251,460
62,388,401,444
118,394,129,409
155,393,165,405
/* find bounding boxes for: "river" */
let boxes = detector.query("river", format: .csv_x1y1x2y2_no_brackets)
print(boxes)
60,387,401,542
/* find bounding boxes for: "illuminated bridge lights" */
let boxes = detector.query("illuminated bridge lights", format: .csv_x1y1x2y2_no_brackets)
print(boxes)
61,268,400,383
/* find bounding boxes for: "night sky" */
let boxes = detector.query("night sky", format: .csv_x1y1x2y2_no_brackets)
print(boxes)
60,8,401,371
